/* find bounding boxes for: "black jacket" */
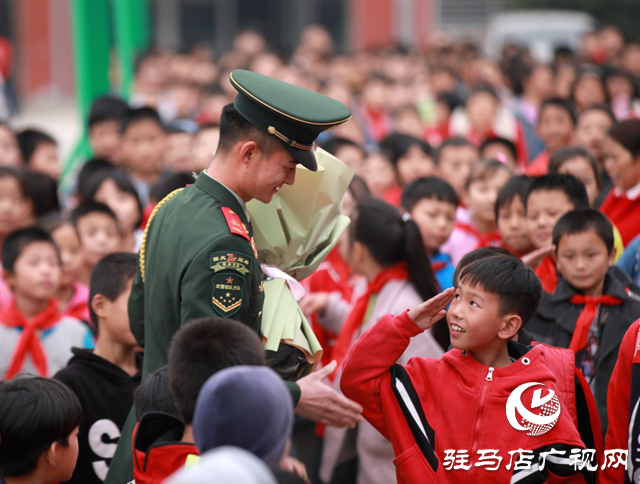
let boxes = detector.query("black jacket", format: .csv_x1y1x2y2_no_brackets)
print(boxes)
527,267,640,435
54,348,142,484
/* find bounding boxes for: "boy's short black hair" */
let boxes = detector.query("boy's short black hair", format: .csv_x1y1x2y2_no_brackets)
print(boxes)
524,174,590,212
149,172,194,205
70,201,119,228
552,209,614,254
548,146,601,190
121,106,164,135
453,246,516,287
168,317,266,425
539,98,577,126
465,158,512,191
1,227,59,273
134,366,179,421
88,95,129,128
436,137,477,166
578,103,615,124
458,255,542,326
0,376,82,477
379,132,433,165
494,175,532,220
89,252,138,328
26,171,60,218
480,137,518,162
401,176,459,212
75,158,115,203
16,128,57,163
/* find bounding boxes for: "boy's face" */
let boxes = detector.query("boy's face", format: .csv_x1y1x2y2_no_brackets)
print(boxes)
89,120,122,162
526,189,575,249
0,176,31,238
465,169,512,227
396,146,437,186
51,224,83,288
438,146,479,198
497,197,533,255
537,105,574,153
99,277,137,347
4,241,60,301
335,145,365,176
164,132,194,172
557,157,598,207
409,197,456,254
447,281,516,351
556,229,615,296
192,127,221,172
76,213,121,267
122,120,166,176
29,142,60,181
363,154,396,198
575,110,612,160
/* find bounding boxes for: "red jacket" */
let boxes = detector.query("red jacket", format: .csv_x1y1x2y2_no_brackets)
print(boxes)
341,311,588,484
600,190,640,246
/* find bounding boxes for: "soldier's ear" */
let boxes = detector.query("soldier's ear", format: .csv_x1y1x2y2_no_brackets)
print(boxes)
238,141,259,164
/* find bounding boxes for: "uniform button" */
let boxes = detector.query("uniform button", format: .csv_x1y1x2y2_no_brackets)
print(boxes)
257,311,262,318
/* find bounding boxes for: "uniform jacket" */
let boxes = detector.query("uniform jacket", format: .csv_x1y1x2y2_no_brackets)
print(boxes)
600,185,640,246
54,349,142,484
527,267,640,434
341,311,588,484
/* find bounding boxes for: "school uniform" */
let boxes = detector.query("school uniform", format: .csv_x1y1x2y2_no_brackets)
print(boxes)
600,182,640,246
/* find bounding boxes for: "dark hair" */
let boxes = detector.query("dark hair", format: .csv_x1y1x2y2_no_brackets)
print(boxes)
16,129,57,163
216,103,280,156
552,209,614,254
1,227,59,273
149,172,194,204
609,119,640,158
548,146,601,190
70,201,119,229
578,103,615,125
0,166,28,199
453,246,516,287
75,159,116,203
524,174,590,211
347,175,371,205
465,158,513,191
436,91,461,113
0,376,82,477
134,366,179,420
86,169,143,228
168,317,266,425
458,255,542,325
88,95,129,128
494,175,532,220
38,213,72,235
321,137,365,158
25,171,60,219
480,137,518,162
539,98,577,126
436,137,477,166
89,252,138,328
379,132,433,167
121,106,164,135
402,176,459,212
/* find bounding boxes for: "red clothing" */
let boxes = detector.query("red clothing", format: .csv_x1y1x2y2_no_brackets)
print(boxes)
341,311,587,484
63,282,90,324
526,150,550,176
602,319,640,484
535,256,558,294
383,185,402,207
600,190,640,246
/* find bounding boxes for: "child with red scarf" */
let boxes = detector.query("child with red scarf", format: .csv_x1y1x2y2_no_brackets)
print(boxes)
441,159,512,265
0,227,94,380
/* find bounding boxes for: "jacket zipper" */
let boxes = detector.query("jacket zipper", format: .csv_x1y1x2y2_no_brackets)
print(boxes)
468,367,494,482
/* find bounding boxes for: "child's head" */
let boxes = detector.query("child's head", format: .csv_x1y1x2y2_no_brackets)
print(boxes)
362,151,396,198
0,121,22,167
553,209,615,296
149,172,194,206
164,128,195,173
464,159,513,229
548,146,601,206
537,98,576,154
570,71,606,111
192,123,221,172
71,202,121,269
168,317,266,426
449,255,542,351
379,132,436,186
603,119,640,192
0,376,81,482
88,95,129,162
134,366,179,420
321,137,366,175
495,176,534,255
452,246,515,287
75,158,115,204
436,137,479,198
525,174,589,249
1,227,60,301
89,252,137,343
480,137,519,172
465,86,499,135
120,107,166,177
342,175,371,218
39,215,83,290
0,167,32,239
17,129,60,181
575,104,614,161
87,170,143,235
26,171,60,220
401,176,458,254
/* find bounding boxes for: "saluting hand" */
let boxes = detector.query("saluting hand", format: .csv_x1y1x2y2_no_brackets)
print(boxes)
407,287,455,331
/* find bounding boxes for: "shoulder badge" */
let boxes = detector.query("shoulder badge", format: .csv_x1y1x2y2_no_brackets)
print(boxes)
210,251,251,317
221,207,251,242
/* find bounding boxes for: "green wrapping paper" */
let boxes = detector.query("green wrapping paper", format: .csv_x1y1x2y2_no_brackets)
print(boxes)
247,148,354,372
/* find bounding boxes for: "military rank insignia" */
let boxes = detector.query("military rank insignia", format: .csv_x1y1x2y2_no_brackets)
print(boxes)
210,252,251,275
221,207,251,242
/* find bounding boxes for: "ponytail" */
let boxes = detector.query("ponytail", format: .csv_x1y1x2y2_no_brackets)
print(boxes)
401,216,439,301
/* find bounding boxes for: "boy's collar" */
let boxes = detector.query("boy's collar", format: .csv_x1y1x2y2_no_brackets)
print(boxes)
553,267,631,302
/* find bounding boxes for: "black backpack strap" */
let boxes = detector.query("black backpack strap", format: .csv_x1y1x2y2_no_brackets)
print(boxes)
390,364,438,472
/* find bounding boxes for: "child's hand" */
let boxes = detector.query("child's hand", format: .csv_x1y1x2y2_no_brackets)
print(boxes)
299,292,330,316
408,287,455,331
521,245,555,268
281,456,309,483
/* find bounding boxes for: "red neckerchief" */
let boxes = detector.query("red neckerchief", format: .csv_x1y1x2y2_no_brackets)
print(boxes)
568,294,623,353
330,262,409,380
1,299,61,379
455,221,502,249
535,256,558,294
431,261,447,272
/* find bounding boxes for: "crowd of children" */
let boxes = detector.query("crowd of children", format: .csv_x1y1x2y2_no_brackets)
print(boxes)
1,21,640,484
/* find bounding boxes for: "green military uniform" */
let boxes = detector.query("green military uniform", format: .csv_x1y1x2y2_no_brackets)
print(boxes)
105,69,350,484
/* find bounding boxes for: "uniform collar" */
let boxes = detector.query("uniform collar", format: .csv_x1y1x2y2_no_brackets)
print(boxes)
202,170,251,223
194,171,251,227
614,181,640,200
552,268,631,302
